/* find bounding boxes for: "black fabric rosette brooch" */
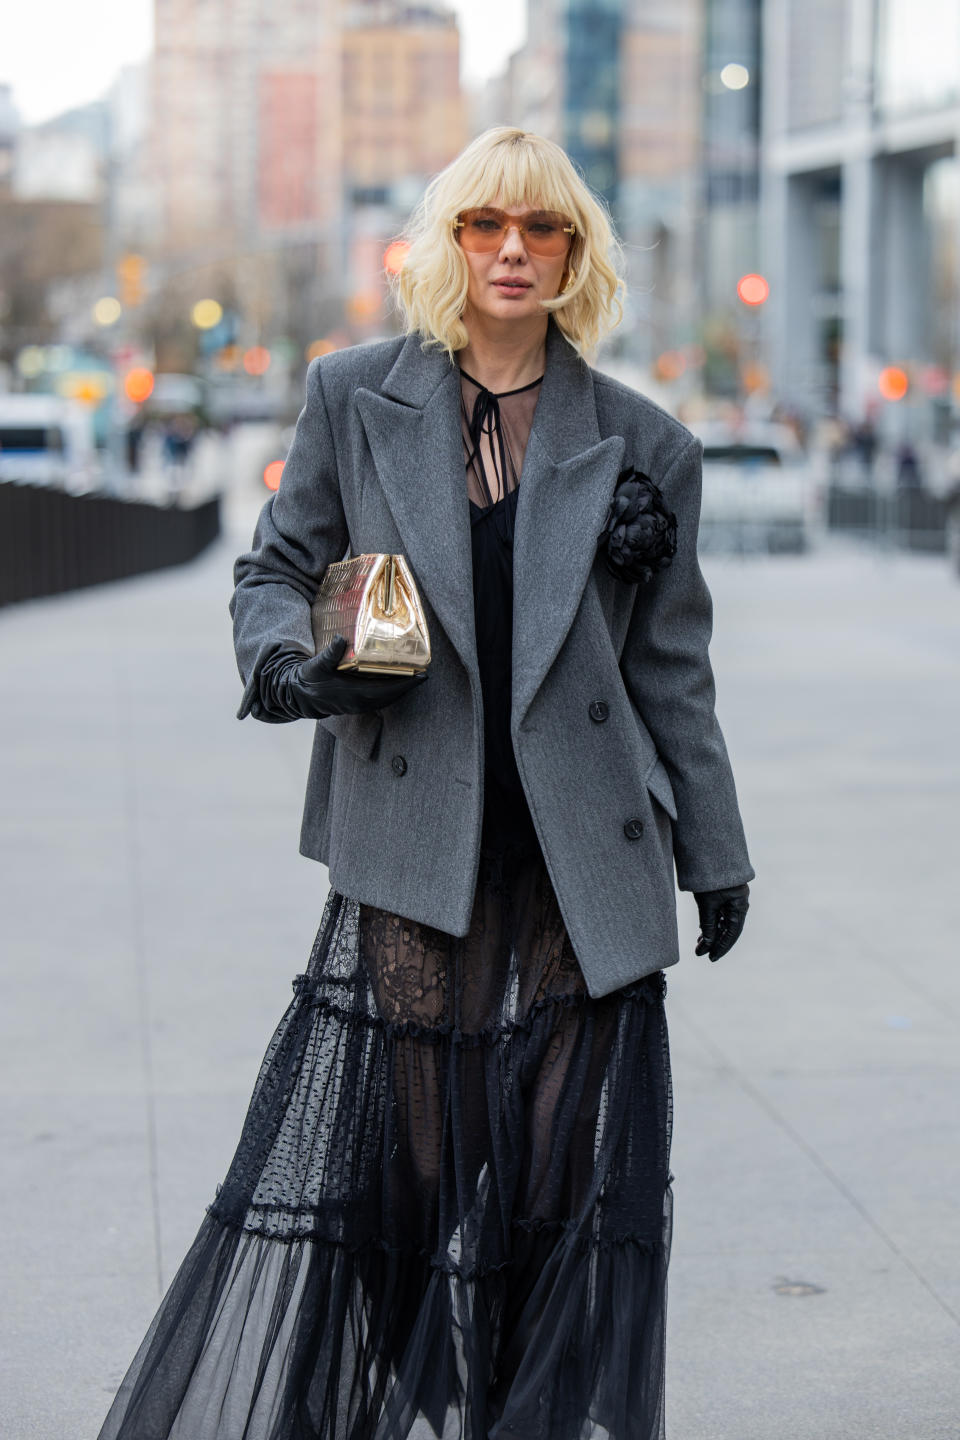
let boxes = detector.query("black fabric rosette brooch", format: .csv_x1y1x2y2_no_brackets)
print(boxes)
597,467,678,584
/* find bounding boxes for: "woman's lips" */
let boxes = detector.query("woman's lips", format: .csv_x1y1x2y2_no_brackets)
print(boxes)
492,280,532,296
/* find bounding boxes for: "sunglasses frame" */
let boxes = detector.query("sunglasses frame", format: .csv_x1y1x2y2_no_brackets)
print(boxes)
453,207,577,257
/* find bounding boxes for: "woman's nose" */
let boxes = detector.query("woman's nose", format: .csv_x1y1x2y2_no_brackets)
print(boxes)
499,225,527,260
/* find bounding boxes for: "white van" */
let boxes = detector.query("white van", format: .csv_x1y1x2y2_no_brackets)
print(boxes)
0,393,100,493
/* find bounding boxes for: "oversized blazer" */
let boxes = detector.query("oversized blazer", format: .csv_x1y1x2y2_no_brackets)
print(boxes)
229,316,755,998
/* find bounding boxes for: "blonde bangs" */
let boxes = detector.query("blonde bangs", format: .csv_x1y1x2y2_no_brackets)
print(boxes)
388,127,626,363
447,141,577,218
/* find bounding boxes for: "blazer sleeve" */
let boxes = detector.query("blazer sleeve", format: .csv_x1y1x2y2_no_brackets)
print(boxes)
229,357,349,721
618,434,755,893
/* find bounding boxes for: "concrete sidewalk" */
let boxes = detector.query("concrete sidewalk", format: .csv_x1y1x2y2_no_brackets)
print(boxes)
1,503,958,1438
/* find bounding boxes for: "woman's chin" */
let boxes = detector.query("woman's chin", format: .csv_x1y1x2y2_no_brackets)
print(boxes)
472,297,543,326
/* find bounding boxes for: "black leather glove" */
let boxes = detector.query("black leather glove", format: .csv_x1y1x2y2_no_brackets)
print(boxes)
255,634,428,722
693,883,750,962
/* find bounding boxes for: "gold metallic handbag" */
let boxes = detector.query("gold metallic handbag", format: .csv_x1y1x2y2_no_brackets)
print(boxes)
310,553,431,674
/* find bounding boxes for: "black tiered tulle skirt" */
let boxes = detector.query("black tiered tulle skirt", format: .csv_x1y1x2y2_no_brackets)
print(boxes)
97,844,674,1440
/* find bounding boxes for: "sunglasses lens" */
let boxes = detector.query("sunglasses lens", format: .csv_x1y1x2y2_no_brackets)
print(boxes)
523,216,572,255
458,211,505,252
457,210,573,256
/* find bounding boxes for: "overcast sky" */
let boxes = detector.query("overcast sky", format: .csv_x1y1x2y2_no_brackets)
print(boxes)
3,1,526,126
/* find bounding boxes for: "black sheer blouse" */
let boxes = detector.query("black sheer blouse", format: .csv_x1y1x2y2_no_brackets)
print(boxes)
458,367,543,872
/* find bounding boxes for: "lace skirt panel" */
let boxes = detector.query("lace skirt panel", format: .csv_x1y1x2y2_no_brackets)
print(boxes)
96,846,674,1440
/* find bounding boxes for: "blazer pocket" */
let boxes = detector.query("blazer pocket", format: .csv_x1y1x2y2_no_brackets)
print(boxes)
644,754,678,821
317,710,383,761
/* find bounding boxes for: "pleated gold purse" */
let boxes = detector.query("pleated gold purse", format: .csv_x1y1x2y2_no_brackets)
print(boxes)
310,553,431,674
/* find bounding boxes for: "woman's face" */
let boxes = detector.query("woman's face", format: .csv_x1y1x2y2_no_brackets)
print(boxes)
458,197,573,329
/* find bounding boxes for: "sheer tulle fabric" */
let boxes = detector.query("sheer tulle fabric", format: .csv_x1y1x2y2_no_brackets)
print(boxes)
97,849,674,1440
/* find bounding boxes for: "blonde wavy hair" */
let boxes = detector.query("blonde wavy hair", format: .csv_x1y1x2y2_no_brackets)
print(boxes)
389,127,626,362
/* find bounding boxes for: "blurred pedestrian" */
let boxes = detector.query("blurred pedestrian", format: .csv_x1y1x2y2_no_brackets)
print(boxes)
161,413,198,496
124,414,146,474
896,438,921,489
97,126,754,1440
852,413,878,482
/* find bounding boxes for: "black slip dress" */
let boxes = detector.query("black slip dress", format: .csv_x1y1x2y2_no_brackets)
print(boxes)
95,366,674,1440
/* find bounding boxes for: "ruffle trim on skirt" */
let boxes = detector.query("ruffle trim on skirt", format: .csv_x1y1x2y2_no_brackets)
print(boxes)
207,1190,675,1264
98,1192,673,1440
288,967,667,1047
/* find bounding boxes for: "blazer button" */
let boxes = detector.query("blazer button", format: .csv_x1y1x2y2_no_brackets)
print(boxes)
588,699,609,723
391,754,408,776
623,818,644,840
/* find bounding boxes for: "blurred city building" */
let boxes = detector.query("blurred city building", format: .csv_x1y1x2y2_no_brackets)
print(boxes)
699,0,762,398
0,0,468,417
106,61,158,254
619,2,701,378
341,2,466,341
0,91,108,370
0,77,158,371
152,1,341,255
503,0,702,373
0,98,108,364
11,100,107,203
342,3,463,196
150,0,343,371
5,0,960,474
0,192,104,365
762,0,960,448
0,83,18,194
145,0,465,370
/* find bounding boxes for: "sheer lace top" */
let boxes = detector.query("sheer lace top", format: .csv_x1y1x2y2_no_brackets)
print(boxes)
459,368,542,512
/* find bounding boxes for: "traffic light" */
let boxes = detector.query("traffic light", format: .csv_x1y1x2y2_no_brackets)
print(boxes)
117,253,147,308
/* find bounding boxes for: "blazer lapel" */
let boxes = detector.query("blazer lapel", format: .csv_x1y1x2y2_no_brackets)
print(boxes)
356,339,479,686
355,321,626,726
511,322,625,728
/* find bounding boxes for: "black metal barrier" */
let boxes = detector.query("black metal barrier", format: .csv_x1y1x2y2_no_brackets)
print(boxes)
0,483,221,606
827,485,947,553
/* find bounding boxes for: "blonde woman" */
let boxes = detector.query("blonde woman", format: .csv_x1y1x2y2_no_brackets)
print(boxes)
98,127,753,1440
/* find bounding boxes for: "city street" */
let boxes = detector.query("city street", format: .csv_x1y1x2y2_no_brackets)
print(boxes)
1,494,958,1439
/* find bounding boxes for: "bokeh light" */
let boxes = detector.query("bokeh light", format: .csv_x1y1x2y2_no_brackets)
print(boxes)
654,350,687,381
16,346,45,378
124,368,155,403
346,290,382,322
737,273,769,305
243,346,271,375
306,337,342,361
383,241,410,275
264,461,284,491
919,364,947,396
93,297,122,326
878,366,909,401
191,299,224,329
59,374,112,404
214,344,242,370
742,362,770,393
720,64,750,90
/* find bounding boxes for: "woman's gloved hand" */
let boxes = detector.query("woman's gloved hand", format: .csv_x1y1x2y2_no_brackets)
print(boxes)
693,883,750,962
255,634,428,722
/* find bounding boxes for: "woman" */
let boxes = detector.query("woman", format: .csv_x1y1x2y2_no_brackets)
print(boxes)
98,127,753,1440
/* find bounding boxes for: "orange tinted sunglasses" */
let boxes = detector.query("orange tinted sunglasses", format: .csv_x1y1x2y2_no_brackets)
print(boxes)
453,207,576,257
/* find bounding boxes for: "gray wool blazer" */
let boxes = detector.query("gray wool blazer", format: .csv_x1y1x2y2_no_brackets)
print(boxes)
230,316,755,998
